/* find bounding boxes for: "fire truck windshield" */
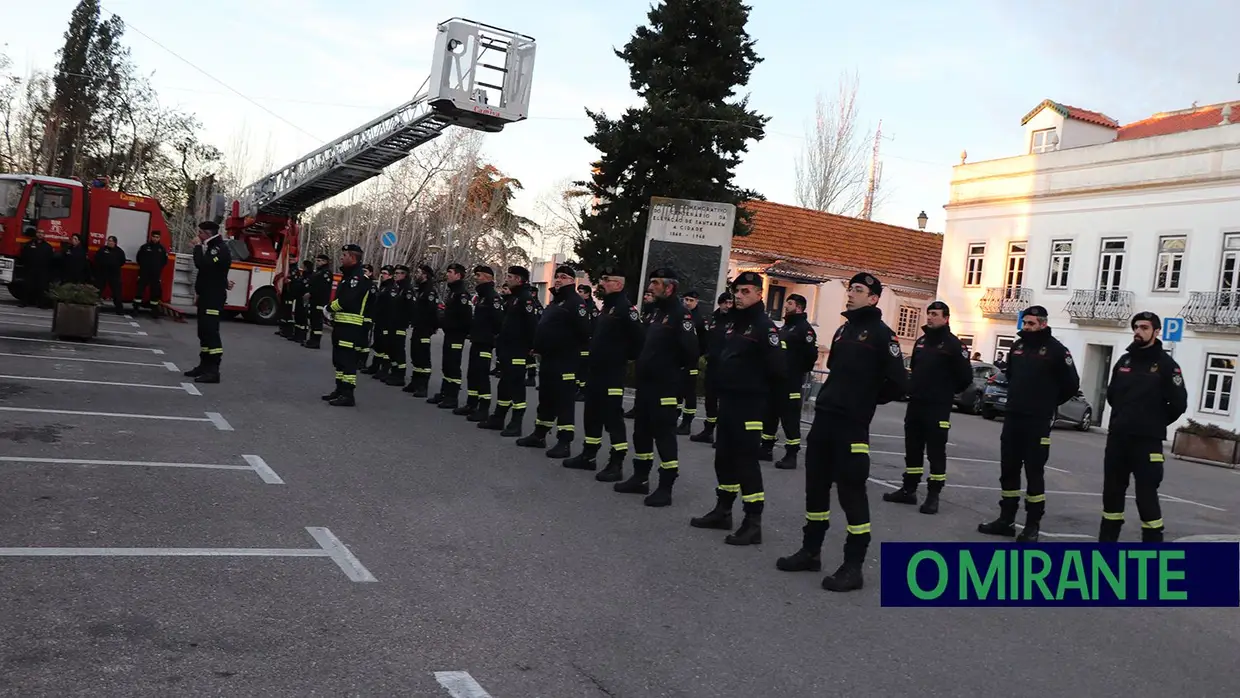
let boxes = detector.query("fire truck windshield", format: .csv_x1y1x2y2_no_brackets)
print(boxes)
0,179,23,218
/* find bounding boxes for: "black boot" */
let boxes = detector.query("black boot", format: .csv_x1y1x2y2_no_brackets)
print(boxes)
183,362,205,378
438,386,461,410
883,486,918,505
643,467,678,507
689,421,715,444
725,511,762,545
328,383,356,407
371,361,387,380
758,442,775,462
195,357,220,384
595,449,625,482
427,390,443,405
360,358,379,375
774,448,799,470
978,499,1019,537
479,410,507,431
546,438,572,459
1098,518,1124,542
1016,520,1041,543
821,562,864,592
384,370,405,386
516,425,549,448
467,399,491,423
454,397,478,416
563,444,600,470
1141,526,1164,543
613,459,653,495
500,410,525,437
690,492,735,530
675,415,693,436
304,336,321,349
776,521,828,571
322,380,343,401
920,487,942,515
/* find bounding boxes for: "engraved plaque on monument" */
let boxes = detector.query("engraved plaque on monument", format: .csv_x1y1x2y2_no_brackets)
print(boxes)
638,197,736,311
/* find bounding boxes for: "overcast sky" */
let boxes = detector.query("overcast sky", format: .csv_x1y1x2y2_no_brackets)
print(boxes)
4,0,1239,255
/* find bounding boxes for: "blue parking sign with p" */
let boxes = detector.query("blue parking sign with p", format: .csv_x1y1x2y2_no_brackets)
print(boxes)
1163,317,1184,343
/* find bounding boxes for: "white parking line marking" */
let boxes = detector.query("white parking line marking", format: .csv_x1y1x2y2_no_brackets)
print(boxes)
890,479,1225,512
181,382,202,396
0,310,134,327
0,335,163,353
0,352,169,369
306,527,377,582
243,454,285,484
0,454,283,484
206,412,233,431
869,449,1071,474
872,433,956,446
0,406,228,429
0,527,372,582
0,374,194,392
129,321,141,327
101,328,148,337
434,671,493,698
0,318,145,337
1174,535,1240,542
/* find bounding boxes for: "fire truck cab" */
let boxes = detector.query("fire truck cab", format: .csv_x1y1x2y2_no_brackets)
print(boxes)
0,174,175,301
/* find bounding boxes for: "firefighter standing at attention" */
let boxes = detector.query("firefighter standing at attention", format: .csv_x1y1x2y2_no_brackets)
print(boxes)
480,266,542,436
183,221,234,383
613,268,699,508
883,301,972,514
431,263,473,410
404,264,441,397
575,283,599,400
304,253,333,349
456,265,504,421
690,292,733,444
562,265,644,480
382,265,414,387
519,264,591,458
977,305,1080,542
291,260,313,343
690,272,785,545
760,294,818,469
362,265,394,378
776,272,909,592
356,263,376,365
134,230,168,317
320,244,373,407
1099,311,1188,542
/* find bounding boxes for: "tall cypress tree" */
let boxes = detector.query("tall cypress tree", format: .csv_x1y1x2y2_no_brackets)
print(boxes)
49,0,102,177
574,0,769,286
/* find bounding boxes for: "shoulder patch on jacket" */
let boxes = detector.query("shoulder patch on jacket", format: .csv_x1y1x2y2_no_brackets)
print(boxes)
1065,351,1074,366
578,306,587,317
889,341,901,357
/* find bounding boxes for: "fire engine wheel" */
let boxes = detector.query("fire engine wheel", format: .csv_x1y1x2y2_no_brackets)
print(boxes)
246,287,280,325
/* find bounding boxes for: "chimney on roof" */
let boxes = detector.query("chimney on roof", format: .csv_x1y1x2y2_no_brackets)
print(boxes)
1222,104,1233,125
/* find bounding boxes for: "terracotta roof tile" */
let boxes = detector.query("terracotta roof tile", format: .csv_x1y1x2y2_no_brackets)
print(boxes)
735,200,943,285
1117,103,1240,141
1021,99,1120,129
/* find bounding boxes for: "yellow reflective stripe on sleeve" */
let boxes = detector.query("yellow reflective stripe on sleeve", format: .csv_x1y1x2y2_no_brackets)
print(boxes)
744,421,763,430
561,373,575,381
1040,437,1052,445
846,523,872,535
688,369,699,376
512,358,526,366
939,421,951,429
338,341,355,349
607,388,624,396
451,343,464,349
1102,511,1125,521
1025,493,1046,503
420,337,431,344
850,443,869,454
1141,519,1164,529
780,340,787,349
1150,453,1165,462
329,300,341,312
396,330,407,336
580,350,589,356
741,492,764,503
335,312,363,325
479,352,493,359
467,390,479,397
805,511,830,521
205,309,220,316
789,392,801,400
659,397,677,406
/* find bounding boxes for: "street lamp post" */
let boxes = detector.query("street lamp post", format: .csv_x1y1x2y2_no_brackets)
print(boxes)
917,211,929,231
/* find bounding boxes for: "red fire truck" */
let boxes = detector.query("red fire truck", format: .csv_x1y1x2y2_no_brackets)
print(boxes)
1,17,535,321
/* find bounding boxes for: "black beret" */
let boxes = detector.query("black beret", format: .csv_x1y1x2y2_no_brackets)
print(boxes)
848,272,882,297
555,264,576,277
380,265,394,273
417,263,434,276
717,292,733,304
649,267,678,280
682,290,700,299
362,263,373,272
315,253,330,262
341,243,363,254
927,300,950,315
507,265,530,281
393,264,410,273
1132,311,1161,330
577,283,592,293
732,271,763,288
473,264,494,276
787,293,807,306
1023,305,1049,319
596,264,623,278
197,221,219,233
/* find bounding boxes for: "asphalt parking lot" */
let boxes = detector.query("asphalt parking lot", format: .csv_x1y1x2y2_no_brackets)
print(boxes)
1,296,1238,697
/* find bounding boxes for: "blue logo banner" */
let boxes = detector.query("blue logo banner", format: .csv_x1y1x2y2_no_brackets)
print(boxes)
880,542,1240,607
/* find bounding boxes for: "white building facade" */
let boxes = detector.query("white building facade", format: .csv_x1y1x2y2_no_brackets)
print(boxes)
939,99,1240,431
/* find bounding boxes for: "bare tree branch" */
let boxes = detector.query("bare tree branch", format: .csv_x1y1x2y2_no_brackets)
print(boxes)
534,175,590,258
794,70,878,217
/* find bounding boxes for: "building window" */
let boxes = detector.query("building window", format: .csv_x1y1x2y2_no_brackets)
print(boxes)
964,243,985,287
1047,240,1072,289
1153,236,1186,292
957,334,978,360
766,284,786,321
994,335,1016,365
1097,238,1127,290
1201,354,1236,415
1218,234,1240,298
1030,129,1058,154
1004,241,1027,289
896,305,920,339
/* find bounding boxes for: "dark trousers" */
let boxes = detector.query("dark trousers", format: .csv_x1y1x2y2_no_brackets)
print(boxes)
197,301,223,370
702,365,719,426
715,394,766,514
902,404,950,490
294,299,308,341
679,365,699,420
582,368,627,454
803,413,872,563
278,295,295,334
388,328,408,375
494,356,529,416
998,415,1053,524
307,302,325,340
1101,435,1165,540
96,273,124,312
762,385,804,453
632,383,680,471
332,328,361,389
466,343,494,404
135,274,162,310
410,332,433,386
534,356,577,441
357,319,372,361
438,333,466,397
22,270,48,306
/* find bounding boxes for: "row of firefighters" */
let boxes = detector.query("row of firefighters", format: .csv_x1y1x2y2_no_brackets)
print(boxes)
271,246,1190,593
16,228,169,313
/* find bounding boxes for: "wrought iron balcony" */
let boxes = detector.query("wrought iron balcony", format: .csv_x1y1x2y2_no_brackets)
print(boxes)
978,286,1032,318
1064,288,1133,324
1180,291,1240,332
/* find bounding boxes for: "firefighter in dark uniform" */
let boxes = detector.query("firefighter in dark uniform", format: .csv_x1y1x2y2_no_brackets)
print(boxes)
18,228,54,308
382,265,414,387
690,272,785,544
978,304,1080,542
883,301,973,514
304,254,333,349
614,268,700,507
1100,312,1188,542
623,290,660,421
481,266,542,435
519,264,591,457
760,294,818,469
776,272,909,592
276,267,297,338
691,292,733,444
575,283,599,400
456,265,504,420
134,230,168,317
320,244,373,407
183,221,233,383
432,263,472,409
675,291,706,435
93,235,127,314
563,265,644,479
291,260,313,343
362,265,394,376
356,263,376,365
404,263,441,397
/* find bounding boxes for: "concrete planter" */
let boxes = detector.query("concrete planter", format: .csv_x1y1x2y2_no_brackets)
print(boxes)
1172,429,1240,465
52,302,100,340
